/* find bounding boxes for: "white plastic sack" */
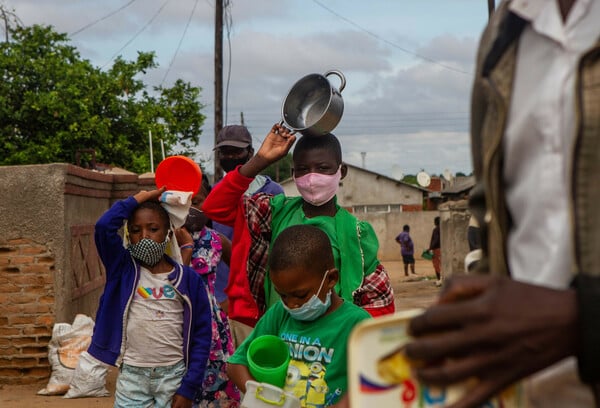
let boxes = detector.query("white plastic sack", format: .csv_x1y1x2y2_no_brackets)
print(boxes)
64,350,110,398
37,314,94,396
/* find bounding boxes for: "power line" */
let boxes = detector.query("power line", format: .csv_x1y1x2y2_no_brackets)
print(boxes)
310,0,471,76
101,0,173,69
70,0,139,37
161,0,200,85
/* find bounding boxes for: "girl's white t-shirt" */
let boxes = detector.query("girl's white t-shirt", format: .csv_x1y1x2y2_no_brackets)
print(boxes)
123,267,184,367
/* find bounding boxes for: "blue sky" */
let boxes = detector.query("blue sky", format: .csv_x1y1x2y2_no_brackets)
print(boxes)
9,0,490,178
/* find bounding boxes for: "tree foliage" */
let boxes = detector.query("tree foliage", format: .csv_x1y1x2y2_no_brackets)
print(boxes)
0,24,205,173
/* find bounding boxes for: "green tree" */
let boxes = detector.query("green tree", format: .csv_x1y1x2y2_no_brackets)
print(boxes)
0,24,205,173
402,174,418,186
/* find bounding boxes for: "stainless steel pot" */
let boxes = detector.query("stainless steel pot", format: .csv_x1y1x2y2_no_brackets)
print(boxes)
281,70,346,137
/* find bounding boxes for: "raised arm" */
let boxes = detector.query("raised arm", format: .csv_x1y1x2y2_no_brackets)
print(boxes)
203,124,295,226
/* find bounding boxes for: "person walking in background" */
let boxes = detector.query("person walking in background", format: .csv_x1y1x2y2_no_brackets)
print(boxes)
406,0,600,406
395,224,416,276
428,216,441,286
211,124,283,348
175,175,240,407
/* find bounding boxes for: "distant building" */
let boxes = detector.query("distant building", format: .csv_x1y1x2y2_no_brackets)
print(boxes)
441,175,476,202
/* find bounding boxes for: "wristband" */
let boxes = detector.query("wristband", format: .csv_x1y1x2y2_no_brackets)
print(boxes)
180,244,194,250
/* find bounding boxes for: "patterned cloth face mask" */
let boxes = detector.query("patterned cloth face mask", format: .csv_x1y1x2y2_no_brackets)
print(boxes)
128,237,169,266
282,270,332,321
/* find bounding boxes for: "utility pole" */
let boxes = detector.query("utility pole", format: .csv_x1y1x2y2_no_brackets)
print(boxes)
214,0,224,180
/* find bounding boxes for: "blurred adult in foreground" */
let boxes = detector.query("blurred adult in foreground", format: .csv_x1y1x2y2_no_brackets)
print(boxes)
406,0,600,407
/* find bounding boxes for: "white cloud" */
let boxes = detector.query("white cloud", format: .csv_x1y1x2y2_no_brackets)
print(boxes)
8,0,484,177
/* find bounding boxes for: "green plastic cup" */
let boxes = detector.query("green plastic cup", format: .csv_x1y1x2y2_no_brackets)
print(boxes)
247,335,290,388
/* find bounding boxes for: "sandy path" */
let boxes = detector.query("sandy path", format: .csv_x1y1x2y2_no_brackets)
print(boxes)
0,259,440,407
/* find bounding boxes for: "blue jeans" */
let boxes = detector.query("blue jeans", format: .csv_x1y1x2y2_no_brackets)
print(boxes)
114,360,186,408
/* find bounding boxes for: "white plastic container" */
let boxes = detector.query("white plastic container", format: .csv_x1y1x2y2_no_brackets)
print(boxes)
348,309,525,407
241,380,301,408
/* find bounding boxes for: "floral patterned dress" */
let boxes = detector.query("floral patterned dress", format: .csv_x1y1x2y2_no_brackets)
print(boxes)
190,227,240,408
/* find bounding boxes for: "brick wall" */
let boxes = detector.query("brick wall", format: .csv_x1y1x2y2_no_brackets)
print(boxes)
0,238,55,384
0,163,156,384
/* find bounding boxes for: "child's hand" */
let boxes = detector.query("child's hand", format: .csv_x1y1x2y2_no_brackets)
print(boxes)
171,393,193,408
133,186,166,204
240,123,296,178
255,123,296,163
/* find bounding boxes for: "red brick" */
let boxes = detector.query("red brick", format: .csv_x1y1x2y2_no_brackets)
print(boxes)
13,356,46,366
8,315,37,325
41,274,55,284
35,316,54,326
0,246,18,253
7,238,30,245
0,368,22,377
17,265,53,275
19,247,49,255
0,327,21,336
0,292,11,304
0,346,20,356
38,296,55,304
21,303,53,314
0,279,21,294
1,265,20,273
35,256,55,264
22,326,52,336
21,288,52,298
24,367,51,377
11,337,39,347
0,304,23,315
7,294,39,305
8,255,35,264
10,274,48,286
38,336,51,344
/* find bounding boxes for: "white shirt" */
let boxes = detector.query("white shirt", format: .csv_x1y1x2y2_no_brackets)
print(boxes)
505,0,600,406
124,267,184,367
505,0,600,288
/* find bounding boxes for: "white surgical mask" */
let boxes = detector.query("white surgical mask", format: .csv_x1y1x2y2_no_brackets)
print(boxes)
281,270,331,321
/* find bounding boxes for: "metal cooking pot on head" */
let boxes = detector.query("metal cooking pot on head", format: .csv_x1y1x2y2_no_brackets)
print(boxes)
281,69,346,137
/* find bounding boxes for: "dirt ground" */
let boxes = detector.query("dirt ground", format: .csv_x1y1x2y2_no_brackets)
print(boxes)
0,259,440,408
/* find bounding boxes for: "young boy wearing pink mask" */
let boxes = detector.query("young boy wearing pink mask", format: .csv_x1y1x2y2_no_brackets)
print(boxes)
202,123,394,342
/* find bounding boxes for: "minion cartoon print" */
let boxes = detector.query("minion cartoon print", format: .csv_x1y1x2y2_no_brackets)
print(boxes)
282,334,342,407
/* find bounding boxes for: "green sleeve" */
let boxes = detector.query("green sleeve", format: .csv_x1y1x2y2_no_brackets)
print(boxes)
358,220,381,276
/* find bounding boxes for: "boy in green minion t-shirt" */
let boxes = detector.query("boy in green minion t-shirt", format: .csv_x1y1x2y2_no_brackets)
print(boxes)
227,225,371,407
